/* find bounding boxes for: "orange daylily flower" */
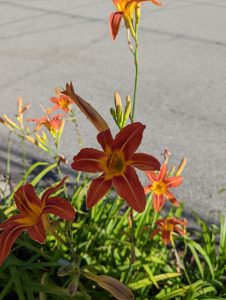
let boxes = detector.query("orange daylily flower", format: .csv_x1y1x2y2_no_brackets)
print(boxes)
29,113,65,135
71,122,160,212
63,82,109,132
145,163,182,212
109,0,161,40
0,177,75,265
151,217,187,245
50,89,74,113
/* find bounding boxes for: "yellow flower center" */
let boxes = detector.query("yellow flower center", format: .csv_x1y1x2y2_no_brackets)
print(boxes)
108,151,125,172
100,151,126,180
151,180,167,195
163,222,174,232
59,98,69,109
16,203,43,226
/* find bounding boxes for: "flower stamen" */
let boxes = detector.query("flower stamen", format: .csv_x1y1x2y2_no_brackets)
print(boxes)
151,180,167,195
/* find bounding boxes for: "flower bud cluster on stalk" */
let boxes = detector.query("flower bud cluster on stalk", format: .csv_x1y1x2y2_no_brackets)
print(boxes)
110,92,132,129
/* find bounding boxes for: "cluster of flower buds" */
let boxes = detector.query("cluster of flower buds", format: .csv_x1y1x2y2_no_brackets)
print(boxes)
110,92,131,129
0,97,31,137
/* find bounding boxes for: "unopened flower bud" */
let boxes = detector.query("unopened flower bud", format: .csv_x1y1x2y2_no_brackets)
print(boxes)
114,92,122,109
83,271,134,300
175,158,187,176
1,115,17,130
110,108,116,121
164,148,172,163
123,96,131,126
25,135,36,145
126,18,136,40
116,105,123,126
67,276,79,297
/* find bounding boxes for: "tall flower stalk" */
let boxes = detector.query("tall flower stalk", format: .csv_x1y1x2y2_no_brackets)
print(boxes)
109,0,161,122
109,0,161,265
131,4,140,122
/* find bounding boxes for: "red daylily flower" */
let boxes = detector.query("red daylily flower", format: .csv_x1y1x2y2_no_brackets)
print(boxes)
110,0,161,40
71,122,160,212
151,217,187,245
29,114,64,134
0,177,75,265
50,90,73,113
145,163,182,212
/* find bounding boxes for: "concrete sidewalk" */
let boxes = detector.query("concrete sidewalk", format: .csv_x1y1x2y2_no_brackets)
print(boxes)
0,0,226,220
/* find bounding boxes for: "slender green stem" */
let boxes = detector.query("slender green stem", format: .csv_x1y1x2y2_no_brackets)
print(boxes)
65,221,78,260
124,208,136,283
170,235,189,282
182,240,192,284
131,23,139,122
151,209,159,230
130,208,136,264
19,128,28,173
127,29,135,56
54,138,68,198
5,132,12,190
69,109,83,148
22,135,27,173
127,22,139,269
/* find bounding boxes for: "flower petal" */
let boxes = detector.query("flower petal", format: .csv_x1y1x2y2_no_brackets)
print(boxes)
155,219,165,227
150,228,160,239
159,164,167,180
43,196,76,221
28,218,46,243
112,166,146,212
113,0,120,9
166,193,178,204
166,191,180,207
86,175,112,208
174,226,186,237
114,122,146,159
14,183,41,215
0,215,26,230
146,171,158,182
152,194,164,212
41,177,68,203
150,0,162,6
71,148,106,172
144,185,152,194
165,176,183,188
162,231,171,245
0,224,28,265
97,130,113,152
62,83,109,132
131,153,160,171
170,217,187,226
136,0,162,7
109,12,122,40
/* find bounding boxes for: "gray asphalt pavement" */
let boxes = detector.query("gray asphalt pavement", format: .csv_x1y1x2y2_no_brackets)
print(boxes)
0,0,226,220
